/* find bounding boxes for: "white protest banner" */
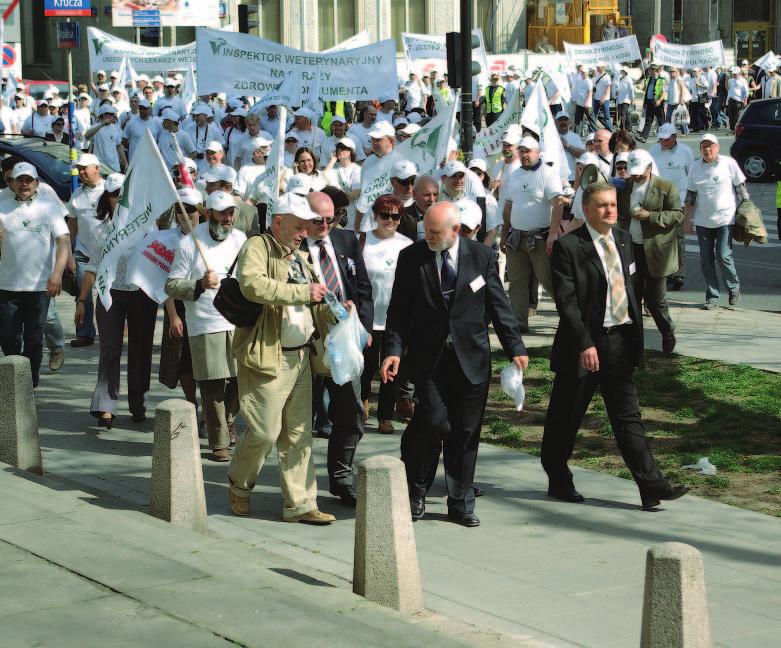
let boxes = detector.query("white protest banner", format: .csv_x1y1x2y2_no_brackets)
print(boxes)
324,30,371,52
520,80,570,181
94,130,179,310
111,0,221,28
247,106,287,208
650,38,725,69
127,228,182,304
474,90,521,157
88,27,195,73
754,51,780,72
563,35,641,67
196,28,397,103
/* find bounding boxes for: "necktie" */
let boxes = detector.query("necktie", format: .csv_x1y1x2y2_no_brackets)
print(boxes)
598,236,629,323
316,240,341,299
440,248,456,308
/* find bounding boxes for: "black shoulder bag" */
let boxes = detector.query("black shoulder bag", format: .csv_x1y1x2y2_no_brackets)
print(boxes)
213,235,266,328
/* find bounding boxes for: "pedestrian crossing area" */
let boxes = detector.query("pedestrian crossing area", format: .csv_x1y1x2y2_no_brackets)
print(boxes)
684,215,780,252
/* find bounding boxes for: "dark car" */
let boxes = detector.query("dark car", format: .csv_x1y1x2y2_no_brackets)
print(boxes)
0,136,112,202
730,98,781,182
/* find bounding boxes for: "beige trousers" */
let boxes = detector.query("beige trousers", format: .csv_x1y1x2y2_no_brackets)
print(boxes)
228,348,318,518
505,239,554,328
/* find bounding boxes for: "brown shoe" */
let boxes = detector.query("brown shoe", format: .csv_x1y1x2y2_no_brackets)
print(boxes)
228,423,238,447
396,398,415,421
378,419,394,434
228,490,250,516
662,332,676,355
70,336,95,348
49,349,65,372
362,399,369,422
211,448,230,462
283,509,335,525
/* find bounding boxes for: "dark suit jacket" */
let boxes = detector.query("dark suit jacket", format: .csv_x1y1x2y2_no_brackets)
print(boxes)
45,132,75,146
301,228,374,333
384,238,526,385
550,225,643,377
617,175,683,278
399,203,422,242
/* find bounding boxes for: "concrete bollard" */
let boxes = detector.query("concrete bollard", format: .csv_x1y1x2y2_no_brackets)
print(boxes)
641,542,711,648
149,399,208,533
0,356,42,475
353,455,423,614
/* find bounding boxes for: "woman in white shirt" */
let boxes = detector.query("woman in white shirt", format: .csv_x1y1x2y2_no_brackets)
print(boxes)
289,147,328,193
234,137,269,199
75,173,159,429
324,137,361,230
359,194,412,435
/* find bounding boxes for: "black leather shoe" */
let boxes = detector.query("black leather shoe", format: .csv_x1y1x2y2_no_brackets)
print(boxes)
313,426,332,439
330,486,357,508
641,484,690,510
473,486,485,497
410,496,425,520
447,511,480,527
131,413,146,423
547,486,585,503
669,276,684,291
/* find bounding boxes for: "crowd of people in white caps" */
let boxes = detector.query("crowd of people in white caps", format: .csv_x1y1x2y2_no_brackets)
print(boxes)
0,53,768,524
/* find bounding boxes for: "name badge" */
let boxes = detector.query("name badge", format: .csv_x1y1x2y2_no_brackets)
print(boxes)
469,275,486,292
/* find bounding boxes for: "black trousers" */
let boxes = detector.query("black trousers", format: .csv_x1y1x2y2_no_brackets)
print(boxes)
727,99,742,131
632,244,674,335
361,329,398,420
484,111,501,127
0,290,49,387
640,99,666,138
541,326,667,498
401,347,488,514
324,376,364,491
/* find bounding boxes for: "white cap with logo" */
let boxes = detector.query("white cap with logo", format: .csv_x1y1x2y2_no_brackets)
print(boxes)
391,159,417,180
11,162,38,180
441,160,467,177
206,190,236,211
626,149,654,175
272,192,318,219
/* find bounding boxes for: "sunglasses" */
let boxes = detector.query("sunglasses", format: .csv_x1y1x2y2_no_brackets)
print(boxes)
377,212,401,221
393,176,415,187
312,217,336,226
184,205,199,214
285,139,298,143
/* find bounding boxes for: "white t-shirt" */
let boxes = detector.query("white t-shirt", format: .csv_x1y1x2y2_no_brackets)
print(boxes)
362,230,412,330
325,163,361,194
22,112,52,138
319,134,366,166
496,158,521,216
405,81,424,110
167,221,247,337
91,123,123,172
123,116,162,161
288,172,328,194
686,155,746,228
287,127,326,160
616,77,635,104
68,180,107,258
154,95,187,119
629,179,648,244
157,129,196,170
574,77,592,107
347,122,374,154
235,163,266,199
507,163,564,231
0,192,69,291
560,131,584,181
594,73,612,102
650,143,695,202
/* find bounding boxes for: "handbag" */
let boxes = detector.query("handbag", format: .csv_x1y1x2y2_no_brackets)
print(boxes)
213,235,265,328
61,270,80,298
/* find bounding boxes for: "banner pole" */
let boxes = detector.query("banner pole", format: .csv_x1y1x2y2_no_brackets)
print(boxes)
67,17,78,193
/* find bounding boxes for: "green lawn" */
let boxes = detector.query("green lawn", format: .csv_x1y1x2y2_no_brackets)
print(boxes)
485,347,781,517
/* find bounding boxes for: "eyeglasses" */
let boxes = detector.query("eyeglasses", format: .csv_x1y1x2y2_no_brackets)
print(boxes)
615,165,628,171
393,176,416,187
312,217,336,226
377,212,401,221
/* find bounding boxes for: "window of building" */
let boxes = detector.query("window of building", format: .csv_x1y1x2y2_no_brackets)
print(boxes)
31,0,51,65
139,27,161,47
475,0,495,52
259,0,282,42
318,0,357,50
391,0,426,52
734,0,770,21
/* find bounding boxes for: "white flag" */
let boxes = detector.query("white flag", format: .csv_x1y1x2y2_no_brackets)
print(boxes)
247,105,287,210
475,90,522,158
179,63,198,111
117,57,138,92
126,228,182,304
94,130,179,310
520,80,570,181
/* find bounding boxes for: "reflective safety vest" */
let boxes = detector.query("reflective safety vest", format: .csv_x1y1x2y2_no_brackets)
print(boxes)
321,101,345,134
484,84,505,113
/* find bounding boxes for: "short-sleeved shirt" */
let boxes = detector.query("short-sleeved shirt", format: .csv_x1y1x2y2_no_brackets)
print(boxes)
157,129,196,170
92,123,123,172
0,192,69,291
68,180,106,258
123,116,162,160
507,163,564,230
362,231,412,330
650,142,695,202
686,155,746,228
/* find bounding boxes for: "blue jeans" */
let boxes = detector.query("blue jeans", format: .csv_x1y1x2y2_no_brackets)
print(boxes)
0,290,50,387
44,298,64,351
695,225,739,300
74,250,96,339
593,99,613,131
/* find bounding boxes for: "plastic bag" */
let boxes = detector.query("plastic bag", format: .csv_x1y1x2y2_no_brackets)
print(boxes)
324,307,370,386
682,457,717,476
500,364,525,412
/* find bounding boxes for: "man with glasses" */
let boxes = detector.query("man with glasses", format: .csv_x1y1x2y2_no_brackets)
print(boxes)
299,192,373,507
390,160,417,209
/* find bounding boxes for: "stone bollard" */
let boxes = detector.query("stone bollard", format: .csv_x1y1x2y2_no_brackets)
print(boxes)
641,542,711,648
0,356,42,475
149,399,208,533
353,455,423,614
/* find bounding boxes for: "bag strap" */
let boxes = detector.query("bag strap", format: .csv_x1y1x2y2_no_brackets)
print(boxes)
227,232,269,278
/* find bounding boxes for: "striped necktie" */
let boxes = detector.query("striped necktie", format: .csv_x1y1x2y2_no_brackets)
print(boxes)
598,236,629,322
316,240,341,300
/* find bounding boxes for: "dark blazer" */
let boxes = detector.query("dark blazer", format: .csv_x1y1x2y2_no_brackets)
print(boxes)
45,132,75,146
550,224,643,376
301,228,374,333
384,238,526,385
399,203,422,242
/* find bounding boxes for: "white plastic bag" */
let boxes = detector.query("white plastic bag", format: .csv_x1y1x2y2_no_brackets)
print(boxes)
682,457,717,476
324,307,370,386
500,364,525,412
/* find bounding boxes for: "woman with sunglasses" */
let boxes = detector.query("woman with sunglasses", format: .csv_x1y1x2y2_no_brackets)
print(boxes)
324,137,362,230
360,194,412,434
290,146,328,194
75,173,159,429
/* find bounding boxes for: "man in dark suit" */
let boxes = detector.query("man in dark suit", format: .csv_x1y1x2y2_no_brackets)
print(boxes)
302,192,374,507
398,175,439,242
542,182,688,510
381,202,527,527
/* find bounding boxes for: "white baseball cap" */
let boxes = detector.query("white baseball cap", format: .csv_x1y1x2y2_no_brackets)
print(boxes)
615,152,630,164
392,116,409,128
284,132,300,142
205,140,224,153
699,133,719,145
576,152,600,166
96,70,107,77
109,70,120,79
391,159,417,180
138,98,151,109
502,125,523,145
657,123,677,139
468,158,488,173
626,149,654,175
178,188,202,207
293,106,316,120
518,136,540,150
335,136,356,150
205,190,236,211
284,175,310,196
330,115,347,125
378,92,396,104
161,107,179,122
98,104,117,116
152,75,165,84
455,198,482,230
164,78,177,87
203,165,237,184
105,173,125,193
232,107,248,117
442,160,467,177
245,135,272,152
272,192,318,219
368,121,396,140
400,123,421,136
554,110,570,121
76,153,101,167
406,111,423,124
97,83,110,91
191,104,213,117
11,162,37,180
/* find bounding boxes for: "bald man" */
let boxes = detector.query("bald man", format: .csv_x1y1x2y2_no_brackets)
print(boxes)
381,203,527,527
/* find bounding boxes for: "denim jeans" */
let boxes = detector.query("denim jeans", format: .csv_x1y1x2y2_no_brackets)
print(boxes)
593,99,613,131
0,290,50,387
74,250,96,339
695,225,739,300
44,298,64,351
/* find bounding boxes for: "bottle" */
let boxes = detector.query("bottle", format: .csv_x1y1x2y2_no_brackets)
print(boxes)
324,291,348,321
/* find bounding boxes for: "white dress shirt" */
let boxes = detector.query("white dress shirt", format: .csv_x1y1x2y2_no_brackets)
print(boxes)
435,235,459,280
585,221,632,328
306,235,345,298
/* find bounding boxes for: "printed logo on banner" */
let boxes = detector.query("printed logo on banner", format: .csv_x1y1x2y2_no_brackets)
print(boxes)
91,32,111,55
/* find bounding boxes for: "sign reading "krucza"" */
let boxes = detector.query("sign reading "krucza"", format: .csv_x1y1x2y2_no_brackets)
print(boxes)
44,0,92,17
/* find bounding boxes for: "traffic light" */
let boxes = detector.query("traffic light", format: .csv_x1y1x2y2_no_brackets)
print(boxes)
445,31,482,89
238,3,259,34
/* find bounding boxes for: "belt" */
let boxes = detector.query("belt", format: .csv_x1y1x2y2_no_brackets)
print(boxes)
281,339,314,352
601,324,629,335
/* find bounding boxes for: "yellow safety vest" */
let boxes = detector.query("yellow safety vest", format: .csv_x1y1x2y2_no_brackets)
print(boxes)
321,101,345,134
484,85,505,113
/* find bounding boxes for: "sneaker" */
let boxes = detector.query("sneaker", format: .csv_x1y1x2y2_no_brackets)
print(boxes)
701,299,719,310
48,349,65,372
283,509,335,525
728,289,741,306
69,336,94,348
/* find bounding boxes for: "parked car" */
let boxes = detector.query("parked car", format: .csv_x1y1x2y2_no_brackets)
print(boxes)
0,136,112,202
730,97,781,182
22,80,71,102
